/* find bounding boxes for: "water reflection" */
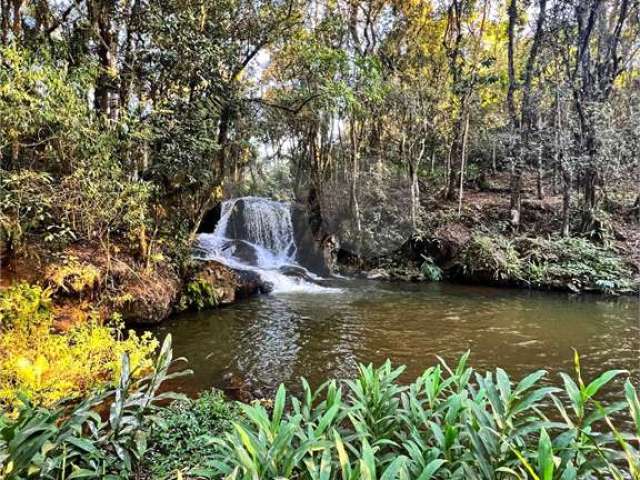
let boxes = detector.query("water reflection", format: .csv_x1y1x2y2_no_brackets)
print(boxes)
151,281,640,398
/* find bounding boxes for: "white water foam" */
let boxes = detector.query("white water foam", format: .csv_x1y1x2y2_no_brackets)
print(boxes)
196,197,338,294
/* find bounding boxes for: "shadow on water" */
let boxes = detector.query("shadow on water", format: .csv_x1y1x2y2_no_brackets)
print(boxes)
149,280,640,401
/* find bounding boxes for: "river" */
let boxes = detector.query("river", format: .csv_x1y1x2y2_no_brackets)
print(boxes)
151,279,640,400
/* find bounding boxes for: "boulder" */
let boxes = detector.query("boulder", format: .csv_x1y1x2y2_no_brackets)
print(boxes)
234,268,273,297
187,260,238,305
278,264,318,283
118,266,181,325
230,240,259,266
290,201,335,275
366,268,390,280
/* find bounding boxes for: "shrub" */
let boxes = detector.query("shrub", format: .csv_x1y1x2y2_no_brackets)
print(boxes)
420,255,443,281
518,236,637,293
145,390,237,478
45,256,102,297
462,233,523,282
0,47,153,256
0,335,188,479
0,284,158,409
459,233,638,294
178,278,221,311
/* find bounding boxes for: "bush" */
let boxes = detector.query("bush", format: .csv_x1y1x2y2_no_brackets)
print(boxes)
0,46,153,255
420,255,443,281
0,335,188,479
461,233,523,282
0,284,158,409
458,233,638,294
519,236,637,293
145,390,237,478
45,256,102,297
178,278,221,311
204,355,639,480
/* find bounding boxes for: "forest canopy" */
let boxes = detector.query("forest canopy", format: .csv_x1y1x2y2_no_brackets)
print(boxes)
0,0,639,262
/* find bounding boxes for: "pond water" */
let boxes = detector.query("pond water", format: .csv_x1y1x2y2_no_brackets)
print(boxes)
151,280,640,400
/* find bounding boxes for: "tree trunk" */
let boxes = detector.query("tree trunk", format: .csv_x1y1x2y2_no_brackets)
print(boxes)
349,117,361,245
534,114,543,199
1,0,10,44
216,104,232,179
510,163,522,228
409,140,424,230
11,0,21,38
90,1,118,121
446,101,467,201
561,164,571,237
457,107,470,215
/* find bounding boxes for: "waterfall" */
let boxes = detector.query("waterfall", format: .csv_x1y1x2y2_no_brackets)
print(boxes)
196,197,333,293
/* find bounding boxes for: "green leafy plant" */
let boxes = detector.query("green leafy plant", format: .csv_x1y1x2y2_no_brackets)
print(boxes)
204,354,639,480
145,390,237,478
420,255,443,281
178,278,221,311
519,236,637,293
462,234,523,282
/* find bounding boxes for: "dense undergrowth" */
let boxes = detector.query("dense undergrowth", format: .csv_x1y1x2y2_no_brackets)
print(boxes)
459,233,637,294
3,341,638,480
0,45,214,318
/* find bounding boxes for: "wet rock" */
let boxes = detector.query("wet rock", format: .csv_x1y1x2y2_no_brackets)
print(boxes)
186,260,238,305
233,268,273,297
229,240,258,266
278,264,318,283
291,201,335,275
182,260,273,308
433,223,471,262
398,223,471,267
367,268,390,280
224,198,250,241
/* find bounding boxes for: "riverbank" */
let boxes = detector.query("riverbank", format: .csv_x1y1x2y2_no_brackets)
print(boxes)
338,174,640,295
0,240,272,328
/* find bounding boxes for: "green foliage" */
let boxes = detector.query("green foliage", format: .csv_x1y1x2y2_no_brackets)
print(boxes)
2,349,638,479
0,335,188,480
0,47,153,254
420,255,443,282
518,236,636,293
178,278,221,311
145,390,237,478
199,355,639,480
462,234,523,282
0,47,98,171
458,233,637,294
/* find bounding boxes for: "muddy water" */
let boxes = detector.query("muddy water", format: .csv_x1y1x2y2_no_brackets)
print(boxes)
151,281,639,398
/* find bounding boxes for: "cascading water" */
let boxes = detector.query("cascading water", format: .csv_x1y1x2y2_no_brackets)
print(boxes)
196,197,333,293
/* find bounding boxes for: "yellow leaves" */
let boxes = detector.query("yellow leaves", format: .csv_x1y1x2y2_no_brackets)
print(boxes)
14,355,49,388
45,257,102,297
211,184,224,203
0,284,158,411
